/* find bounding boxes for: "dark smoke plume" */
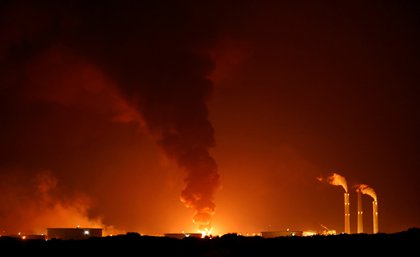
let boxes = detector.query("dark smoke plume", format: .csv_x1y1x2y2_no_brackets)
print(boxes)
0,170,123,235
0,1,221,230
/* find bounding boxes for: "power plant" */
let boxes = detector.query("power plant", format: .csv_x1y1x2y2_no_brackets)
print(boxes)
321,174,380,235
357,190,363,233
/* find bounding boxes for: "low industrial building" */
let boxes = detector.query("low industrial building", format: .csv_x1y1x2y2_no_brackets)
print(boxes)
2,234,45,240
164,233,202,239
25,234,47,240
261,230,303,238
47,228,102,240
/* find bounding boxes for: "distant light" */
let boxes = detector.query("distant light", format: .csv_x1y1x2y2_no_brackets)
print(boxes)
84,230,90,235
303,231,317,237
21,236,26,240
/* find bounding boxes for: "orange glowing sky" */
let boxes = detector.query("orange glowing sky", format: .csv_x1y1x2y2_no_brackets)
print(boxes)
0,1,419,236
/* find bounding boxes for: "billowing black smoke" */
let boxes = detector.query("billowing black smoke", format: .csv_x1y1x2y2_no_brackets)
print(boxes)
0,1,221,230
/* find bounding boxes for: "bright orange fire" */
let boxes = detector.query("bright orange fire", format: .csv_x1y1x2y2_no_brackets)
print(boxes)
198,227,214,238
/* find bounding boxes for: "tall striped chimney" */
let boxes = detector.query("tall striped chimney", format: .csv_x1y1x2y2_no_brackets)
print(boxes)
373,200,378,234
344,193,350,234
357,191,363,233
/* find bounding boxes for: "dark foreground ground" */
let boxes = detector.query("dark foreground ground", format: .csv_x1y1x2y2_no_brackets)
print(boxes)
1,228,419,256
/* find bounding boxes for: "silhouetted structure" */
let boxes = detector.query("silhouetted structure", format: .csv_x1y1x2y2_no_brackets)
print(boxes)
47,228,102,240
164,233,202,239
261,231,303,238
0,228,418,256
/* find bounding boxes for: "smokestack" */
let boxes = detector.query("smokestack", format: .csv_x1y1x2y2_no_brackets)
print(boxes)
373,200,379,234
344,193,350,234
354,184,378,234
318,172,350,234
357,191,363,233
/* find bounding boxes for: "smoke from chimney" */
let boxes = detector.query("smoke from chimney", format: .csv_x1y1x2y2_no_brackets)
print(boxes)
327,173,348,192
355,184,377,201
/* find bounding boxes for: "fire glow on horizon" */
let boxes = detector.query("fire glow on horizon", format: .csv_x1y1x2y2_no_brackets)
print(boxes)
0,1,418,236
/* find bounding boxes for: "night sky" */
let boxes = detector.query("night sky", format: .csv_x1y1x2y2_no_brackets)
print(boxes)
0,1,419,235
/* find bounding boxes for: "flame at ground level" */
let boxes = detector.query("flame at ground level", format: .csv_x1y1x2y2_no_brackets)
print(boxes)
199,227,214,238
